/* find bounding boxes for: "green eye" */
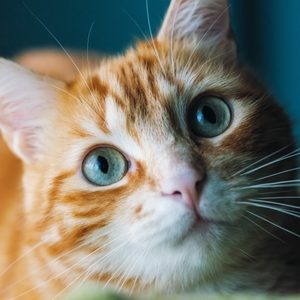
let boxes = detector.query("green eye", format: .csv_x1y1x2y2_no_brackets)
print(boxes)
188,95,232,138
82,147,129,186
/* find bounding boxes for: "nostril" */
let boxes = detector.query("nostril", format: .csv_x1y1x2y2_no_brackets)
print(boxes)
172,190,182,196
195,180,202,191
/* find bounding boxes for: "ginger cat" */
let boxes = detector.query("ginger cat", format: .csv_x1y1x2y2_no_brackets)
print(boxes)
0,0,299,299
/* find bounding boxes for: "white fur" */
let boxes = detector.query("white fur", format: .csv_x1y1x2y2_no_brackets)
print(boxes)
0,58,63,163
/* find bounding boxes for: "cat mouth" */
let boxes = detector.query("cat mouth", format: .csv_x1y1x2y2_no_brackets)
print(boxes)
183,216,231,239
192,204,230,227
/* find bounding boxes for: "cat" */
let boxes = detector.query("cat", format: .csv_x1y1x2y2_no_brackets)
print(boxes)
0,0,300,299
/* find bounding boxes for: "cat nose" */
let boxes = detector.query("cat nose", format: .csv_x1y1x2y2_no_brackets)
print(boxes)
161,168,204,216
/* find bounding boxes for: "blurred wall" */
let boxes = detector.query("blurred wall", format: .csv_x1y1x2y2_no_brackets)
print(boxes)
0,0,299,137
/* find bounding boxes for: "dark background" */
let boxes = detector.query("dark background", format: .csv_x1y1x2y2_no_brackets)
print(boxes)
1,0,299,137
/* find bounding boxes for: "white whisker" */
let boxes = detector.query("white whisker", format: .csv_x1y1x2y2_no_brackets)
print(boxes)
15,231,126,299
235,181,300,190
231,145,290,178
23,2,102,113
193,48,236,79
145,0,167,76
0,240,44,278
170,0,182,77
103,242,135,289
4,228,116,295
242,149,300,177
254,179,300,186
255,167,300,182
123,10,148,41
246,210,300,238
54,240,129,299
239,201,300,218
117,252,139,293
242,214,283,242
258,189,296,195
250,199,300,210
51,84,82,102
86,20,96,76
259,196,300,200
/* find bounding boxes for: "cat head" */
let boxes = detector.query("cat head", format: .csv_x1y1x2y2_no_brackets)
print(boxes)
0,0,296,293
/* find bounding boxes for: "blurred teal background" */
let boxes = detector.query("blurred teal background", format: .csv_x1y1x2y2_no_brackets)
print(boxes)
0,0,299,137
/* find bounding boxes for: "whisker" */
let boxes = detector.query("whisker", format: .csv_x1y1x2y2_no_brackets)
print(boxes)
145,0,167,76
253,179,300,186
237,179,300,190
51,83,82,102
241,148,300,177
52,82,106,124
0,240,44,278
23,3,83,80
123,10,148,41
193,48,236,79
86,20,96,76
13,247,101,299
239,201,300,218
242,214,284,243
234,181,300,190
231,145,290,178
257,189,297,195
3,228,116,294
117,251,139,293
255,167,300,182
128,248,145,296
76,231,127,291
250,199,300,210
236,246,255,262
259,196,300,200
14,231,126,299
103,242,135,289
121,243,150,295
170,0,182,77
246,210,300,238
23,2,103,117
53,240,129,299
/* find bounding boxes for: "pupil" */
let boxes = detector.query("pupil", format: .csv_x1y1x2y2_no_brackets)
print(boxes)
202,105,217,124
97,156,109,174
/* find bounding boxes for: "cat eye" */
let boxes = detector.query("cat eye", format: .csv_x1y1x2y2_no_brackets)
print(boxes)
82,147,129,186
187,95,232,138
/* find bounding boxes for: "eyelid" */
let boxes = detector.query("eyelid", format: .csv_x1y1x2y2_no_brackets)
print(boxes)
189,92,234,119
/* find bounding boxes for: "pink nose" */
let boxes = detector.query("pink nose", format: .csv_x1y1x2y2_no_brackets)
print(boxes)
161,168,204,216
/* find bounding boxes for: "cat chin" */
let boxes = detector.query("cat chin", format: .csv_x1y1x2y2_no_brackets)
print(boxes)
94,205,234,292
99,223,231,293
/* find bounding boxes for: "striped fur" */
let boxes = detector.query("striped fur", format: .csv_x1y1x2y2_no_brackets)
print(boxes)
0,0,299,299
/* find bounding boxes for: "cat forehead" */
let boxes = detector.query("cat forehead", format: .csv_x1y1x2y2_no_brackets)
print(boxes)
62,40,255,149
65,43,182,137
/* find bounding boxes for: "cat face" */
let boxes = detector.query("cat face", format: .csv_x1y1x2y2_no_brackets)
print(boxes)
0,0,296,293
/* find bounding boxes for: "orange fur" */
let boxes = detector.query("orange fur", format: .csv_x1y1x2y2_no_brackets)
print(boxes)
16,49,100,81
0,1,299,298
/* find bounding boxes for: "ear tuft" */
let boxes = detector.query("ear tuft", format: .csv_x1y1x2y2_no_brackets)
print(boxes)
0,58,63,163
158,0,236,54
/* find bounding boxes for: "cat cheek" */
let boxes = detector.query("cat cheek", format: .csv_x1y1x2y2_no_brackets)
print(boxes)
199,175,245,222
132,204,150,221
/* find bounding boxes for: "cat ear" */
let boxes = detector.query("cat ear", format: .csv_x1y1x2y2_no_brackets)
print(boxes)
0,58,64,164
157,0,236,55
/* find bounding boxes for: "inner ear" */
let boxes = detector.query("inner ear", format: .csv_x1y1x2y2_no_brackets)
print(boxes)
0,58,64,164
157,0,236,55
